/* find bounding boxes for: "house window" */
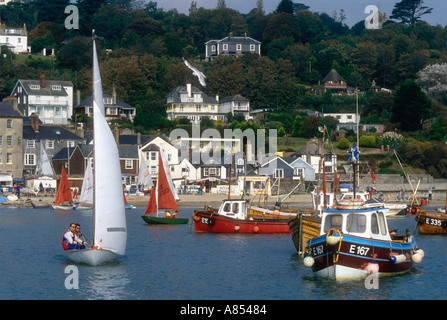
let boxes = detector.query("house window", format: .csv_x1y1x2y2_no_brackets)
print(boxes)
294,168,304,177
108,107,118,115
236,44,241,51
7,120,12,129
250,44,255,51
46,140,54,149
52,85,61,90
0,136,2,146
211,45,216,52
30,84,40,90
274,169,284,178
151,152,157,161
67,141,75,147
6,136,12,147
7,153,12,164
55,107,61,115
223,44,228,50
150,166,157,174
25,153,36,165
125,159,133,169
209,168,217,176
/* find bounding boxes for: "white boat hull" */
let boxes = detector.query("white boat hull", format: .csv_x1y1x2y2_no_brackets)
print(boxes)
68,248,117,266
315,264,411,280
52,204,75,210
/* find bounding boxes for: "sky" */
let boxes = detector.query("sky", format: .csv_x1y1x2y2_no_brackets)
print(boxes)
152,0,447,27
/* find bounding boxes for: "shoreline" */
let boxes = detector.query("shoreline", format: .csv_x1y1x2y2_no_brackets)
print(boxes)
8,191,447,209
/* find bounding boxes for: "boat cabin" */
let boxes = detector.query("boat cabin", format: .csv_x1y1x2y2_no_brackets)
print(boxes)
321,208,391,241
338,191,370,202
217,199,248,220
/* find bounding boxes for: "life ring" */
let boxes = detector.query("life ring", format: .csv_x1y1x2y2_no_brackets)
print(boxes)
208,216,215,226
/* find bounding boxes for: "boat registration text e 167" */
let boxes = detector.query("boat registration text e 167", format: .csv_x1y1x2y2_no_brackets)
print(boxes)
349,244,370,256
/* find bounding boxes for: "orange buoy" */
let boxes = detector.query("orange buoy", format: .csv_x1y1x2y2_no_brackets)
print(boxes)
253,225,259,233
234,224,240,232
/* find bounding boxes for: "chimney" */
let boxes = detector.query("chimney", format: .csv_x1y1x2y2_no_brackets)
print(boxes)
229,32,233,38
215,95,219,102
113,127,120,144
40,73,46,88
137,132,141,146
187,83,192,98
30,113,39,132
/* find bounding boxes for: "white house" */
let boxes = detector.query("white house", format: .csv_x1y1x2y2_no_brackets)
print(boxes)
139,135,180,180
0,25,30,54
324,113,360,124
166,83,250,123
11,74,73,125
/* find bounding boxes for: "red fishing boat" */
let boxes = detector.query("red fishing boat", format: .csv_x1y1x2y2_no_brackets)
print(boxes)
192,199,295,233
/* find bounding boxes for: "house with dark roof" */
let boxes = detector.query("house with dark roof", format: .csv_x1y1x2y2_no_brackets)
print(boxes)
74,89,136,122
166,83,251,123
0,100,23,178
205,33,261,60
292,142,337,176
313,69,355,95
219,94,251,120
23,114,85,175
11,74,74,125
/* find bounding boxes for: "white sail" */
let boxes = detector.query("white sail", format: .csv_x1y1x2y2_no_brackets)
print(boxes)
137,153,153,190
159,149,179,201
92,41,127,255
79,158,93,204
39,144,55,176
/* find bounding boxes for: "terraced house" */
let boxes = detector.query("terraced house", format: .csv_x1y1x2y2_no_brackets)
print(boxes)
11,74,74,125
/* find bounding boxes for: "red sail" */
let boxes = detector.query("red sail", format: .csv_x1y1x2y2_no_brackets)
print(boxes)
144,181,158,215
156,153,179,211
54,166,73,204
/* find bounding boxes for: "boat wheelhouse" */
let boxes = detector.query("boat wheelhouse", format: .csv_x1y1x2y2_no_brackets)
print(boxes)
304,206,424,280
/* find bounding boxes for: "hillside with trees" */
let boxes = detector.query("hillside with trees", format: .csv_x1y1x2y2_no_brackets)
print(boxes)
1,0,447,177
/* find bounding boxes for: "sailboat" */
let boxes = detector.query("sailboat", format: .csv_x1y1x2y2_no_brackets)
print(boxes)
137,153,153,195
141,150,188,224
76,158,94,210
123,186,135,209
52,166,75,210
66,38,127,266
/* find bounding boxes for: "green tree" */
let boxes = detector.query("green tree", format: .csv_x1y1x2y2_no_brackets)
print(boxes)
274,0,294,14
390,0,433,24
391,80,431,131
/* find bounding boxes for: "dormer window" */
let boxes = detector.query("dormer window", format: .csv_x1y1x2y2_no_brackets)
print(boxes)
52,85,61,90
30,85,40,90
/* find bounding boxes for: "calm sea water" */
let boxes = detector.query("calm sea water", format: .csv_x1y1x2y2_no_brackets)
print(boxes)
1,205,446,302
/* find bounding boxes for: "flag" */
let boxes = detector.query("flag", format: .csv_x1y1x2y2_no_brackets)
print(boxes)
369,167,376,183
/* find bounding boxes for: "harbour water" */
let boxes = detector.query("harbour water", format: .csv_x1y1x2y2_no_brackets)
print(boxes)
1,205,446,301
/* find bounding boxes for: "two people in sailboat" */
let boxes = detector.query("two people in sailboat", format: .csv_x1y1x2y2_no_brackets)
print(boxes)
165,210,178,218
62,223,88,251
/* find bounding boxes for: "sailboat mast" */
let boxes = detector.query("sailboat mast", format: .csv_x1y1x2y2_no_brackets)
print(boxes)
92,33,97,245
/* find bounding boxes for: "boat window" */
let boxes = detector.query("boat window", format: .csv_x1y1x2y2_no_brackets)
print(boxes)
371,213,379,234
324,214,343,232
232,203,239,213
378,212,387,235
223,202,231,213
346,214,366,233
